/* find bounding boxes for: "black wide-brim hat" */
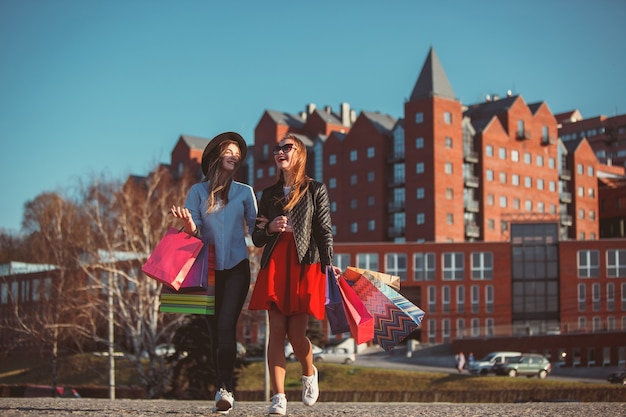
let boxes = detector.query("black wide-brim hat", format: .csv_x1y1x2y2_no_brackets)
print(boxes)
201,131,247,175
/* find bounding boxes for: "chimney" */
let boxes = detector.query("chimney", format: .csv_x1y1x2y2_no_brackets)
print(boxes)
306,103,316,114
340,102,351,126
324,105,332,114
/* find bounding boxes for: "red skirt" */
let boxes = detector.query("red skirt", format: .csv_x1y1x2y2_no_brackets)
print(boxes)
248,232,326,320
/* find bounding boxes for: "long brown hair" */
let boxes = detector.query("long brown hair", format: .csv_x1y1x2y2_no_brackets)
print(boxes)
277,134,310,213
203,139,241,213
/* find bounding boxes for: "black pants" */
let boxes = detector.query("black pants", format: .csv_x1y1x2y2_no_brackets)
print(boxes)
207,259,250,392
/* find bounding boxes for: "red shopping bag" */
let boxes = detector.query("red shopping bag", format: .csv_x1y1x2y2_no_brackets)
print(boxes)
337,276,374,344
141,227,203,290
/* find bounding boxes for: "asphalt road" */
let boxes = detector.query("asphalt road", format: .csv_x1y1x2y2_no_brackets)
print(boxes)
1,398,625,417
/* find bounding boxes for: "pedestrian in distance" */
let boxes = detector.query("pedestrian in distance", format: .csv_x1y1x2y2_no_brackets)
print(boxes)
248,134,341,416
455,351,466,373
170,131,258,415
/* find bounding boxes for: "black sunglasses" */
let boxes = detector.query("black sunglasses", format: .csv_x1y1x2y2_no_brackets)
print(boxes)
273,143,296,155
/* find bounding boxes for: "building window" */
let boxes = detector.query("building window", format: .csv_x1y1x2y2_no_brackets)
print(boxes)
416,162,424,174
499,172,507,184
485,285,494,313
329,154,337,165
537,155,544,167
330,201,336,212
446,188,453,199
511,150,519,162
417,213,425,224
444,162,453,174
486,145,493,157
471,285,479,314
417,188,424,199
607,249,626,277
607,283,615,311
442,286,450,313
445,136,452,148
350,150,358,162
499,147,506,160
592,283,601,311
367,171,375,182
471,252,493,280
517,120,525,137
549,157,555,169
350,222,358,233
442,318,451,342
350,174,357,185
415,112,424,124
428,287,436,313
549,181,556,192
578,284,586,312
329,178,336,188
486,169,493,181
386,253,407,280
524,152,531,164
487,194,494,206
368,196,375,206
525,200,532,211
357,252,379,271
416,137,424,148
513,198,520,209
350,199,357,209
500,196,507,208
487,219,495,230
579,209,585,220
537,178,544,190
537,201,545,213
414,252,435,281
256,168,264,179
442,252,464,280
512,174,519,186
367,147,375,158
446,213,454,224
577,250,600,278
588,166,594,176
524,176,532,188
577,163,583,174
456,286,465,314
444,112,452,124
427,318,436,343
333,253,350,270
368,220,375,231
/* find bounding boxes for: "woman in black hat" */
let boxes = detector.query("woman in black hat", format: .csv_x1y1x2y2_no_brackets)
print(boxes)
170,131,257,414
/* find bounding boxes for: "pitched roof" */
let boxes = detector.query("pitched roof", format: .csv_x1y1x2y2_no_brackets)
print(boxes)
362,111,397,134
266,110,306,129
409,47,456,101
464,95,518,120
180,134,210,150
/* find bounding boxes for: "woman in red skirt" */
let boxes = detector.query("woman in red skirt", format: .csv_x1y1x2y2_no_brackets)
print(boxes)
249,134,341,416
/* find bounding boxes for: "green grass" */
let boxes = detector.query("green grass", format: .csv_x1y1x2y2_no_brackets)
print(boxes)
0,352,607,392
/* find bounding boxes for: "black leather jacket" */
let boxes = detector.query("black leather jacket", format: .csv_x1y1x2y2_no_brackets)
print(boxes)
252,179,334,273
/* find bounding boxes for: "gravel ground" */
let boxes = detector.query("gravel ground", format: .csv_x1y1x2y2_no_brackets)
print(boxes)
1,398,625,417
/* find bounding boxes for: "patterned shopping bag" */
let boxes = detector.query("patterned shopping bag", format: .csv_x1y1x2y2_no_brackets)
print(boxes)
348,271,424,351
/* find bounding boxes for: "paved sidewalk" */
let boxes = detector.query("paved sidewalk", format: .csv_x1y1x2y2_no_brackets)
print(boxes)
1,398,625,417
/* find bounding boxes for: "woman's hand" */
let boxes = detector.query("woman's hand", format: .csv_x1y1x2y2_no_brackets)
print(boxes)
269,215,289,233
170,205,198,236
256,215,269,230
331,266,342,280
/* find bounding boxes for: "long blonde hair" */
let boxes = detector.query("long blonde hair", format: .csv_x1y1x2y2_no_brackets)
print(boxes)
203,139,241,213
277,134,310,213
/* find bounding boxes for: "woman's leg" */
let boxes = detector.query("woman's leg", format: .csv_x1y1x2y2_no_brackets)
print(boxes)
268,306,288,394
286,313,314,376
213,259,251,392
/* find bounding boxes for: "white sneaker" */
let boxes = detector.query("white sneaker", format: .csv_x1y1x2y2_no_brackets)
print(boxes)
213,388,233,414
301,365,319,406
268,393,287,415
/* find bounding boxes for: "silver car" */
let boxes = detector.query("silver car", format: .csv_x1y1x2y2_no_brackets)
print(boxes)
313,347,356,365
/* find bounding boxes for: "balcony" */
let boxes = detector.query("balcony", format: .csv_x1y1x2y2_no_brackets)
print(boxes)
388,201,405,213
387,150,405,163
464,174,479,188
465,223,480,238
560,169,571,180
387,226,405,238
560,214,572,226
516,130,532,140
463,149,479,163
559,191,572,203
464,199,479,212
541,136,557,146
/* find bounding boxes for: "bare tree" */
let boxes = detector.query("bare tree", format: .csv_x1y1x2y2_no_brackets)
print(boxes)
77,166,197,398
1,192,95,394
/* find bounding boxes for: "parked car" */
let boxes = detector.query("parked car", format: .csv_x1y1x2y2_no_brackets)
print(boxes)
284,341,322,360
468,351,521,375
23,385,80,398
607,370,626,384
313,347,356,365
493,353,551,379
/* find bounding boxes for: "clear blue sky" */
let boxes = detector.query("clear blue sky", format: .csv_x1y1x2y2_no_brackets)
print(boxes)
1,0,625,233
